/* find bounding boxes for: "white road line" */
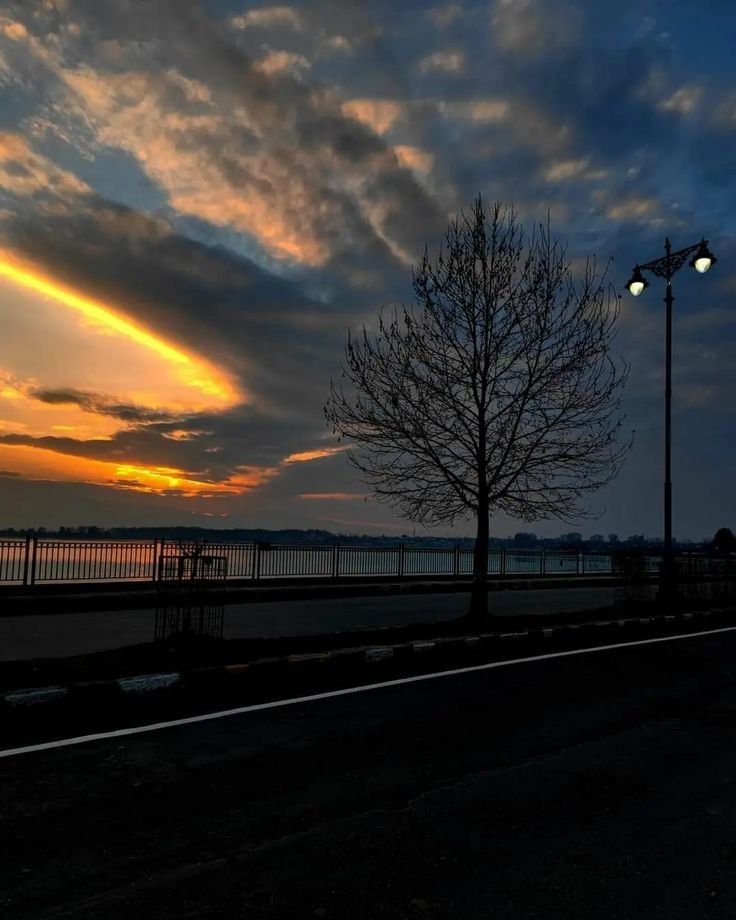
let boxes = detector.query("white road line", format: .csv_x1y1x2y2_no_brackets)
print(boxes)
1,625,734,760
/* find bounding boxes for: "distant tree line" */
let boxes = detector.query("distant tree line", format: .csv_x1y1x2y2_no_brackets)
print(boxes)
0,524,725,553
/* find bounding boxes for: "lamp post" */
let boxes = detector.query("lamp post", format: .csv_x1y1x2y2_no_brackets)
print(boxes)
626,238,717,602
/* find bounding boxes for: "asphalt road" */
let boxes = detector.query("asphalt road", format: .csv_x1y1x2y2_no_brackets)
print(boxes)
0,586,614,660
3,626,736,919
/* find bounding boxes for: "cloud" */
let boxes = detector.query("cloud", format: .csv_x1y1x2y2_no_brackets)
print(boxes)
340,98,406,136
321,34,351,54
16,4,443,273
231,6,302,31
418,50,465,75
659,85,703,115
31,388,176,423
426,4,463,29
161,428,212,442
542,158,608,183
449,98,510,123
0,131,89,199
605,197,667,225
0,248,242,410
394,145,434,174
438,96,570,158
0,438,282,497
0,19,27,41
284,446,347,464
254,50,310,77
491,0,580,56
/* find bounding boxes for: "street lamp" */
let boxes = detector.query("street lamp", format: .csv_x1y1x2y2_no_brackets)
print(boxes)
625,237,717,602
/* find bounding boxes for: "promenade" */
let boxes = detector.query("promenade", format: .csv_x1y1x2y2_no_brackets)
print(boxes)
0,584,614,661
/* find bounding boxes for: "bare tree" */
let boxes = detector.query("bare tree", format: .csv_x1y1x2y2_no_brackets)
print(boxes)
325,197,631,620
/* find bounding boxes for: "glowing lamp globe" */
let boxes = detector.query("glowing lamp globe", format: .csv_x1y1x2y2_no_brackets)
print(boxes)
626,267,648,297
690,240,717,274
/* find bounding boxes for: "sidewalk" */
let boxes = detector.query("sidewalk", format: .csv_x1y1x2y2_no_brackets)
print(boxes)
0,586,614,662
0,573,622,616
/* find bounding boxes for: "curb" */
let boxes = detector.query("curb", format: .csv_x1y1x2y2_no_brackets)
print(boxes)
2,606,734,716
3,686,68,708
117,673,180,695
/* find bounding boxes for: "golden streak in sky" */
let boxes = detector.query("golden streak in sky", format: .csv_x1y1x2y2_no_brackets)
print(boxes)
284,446,347,463
0,252,243,408
0,442,347,499
0,443,274,497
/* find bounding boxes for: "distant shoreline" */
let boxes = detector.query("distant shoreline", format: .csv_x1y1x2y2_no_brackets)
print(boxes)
0,526,704,553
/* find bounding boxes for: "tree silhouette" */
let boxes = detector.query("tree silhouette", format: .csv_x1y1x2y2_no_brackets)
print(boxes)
325,198,631,620
712,527,736,554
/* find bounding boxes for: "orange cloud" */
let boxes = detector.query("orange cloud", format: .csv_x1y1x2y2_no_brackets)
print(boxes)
255,50,310,76
60,68,331,265
0,131,88,198
284,446,347,463
0,443,277,497
341,98,405,136
0,440,349,499
394,145,434,174
1,19,27,40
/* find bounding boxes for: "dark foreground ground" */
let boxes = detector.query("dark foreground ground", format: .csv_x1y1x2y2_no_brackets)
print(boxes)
3,626,736,919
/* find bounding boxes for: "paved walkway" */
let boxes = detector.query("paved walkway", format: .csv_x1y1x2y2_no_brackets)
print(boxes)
0,587,614,661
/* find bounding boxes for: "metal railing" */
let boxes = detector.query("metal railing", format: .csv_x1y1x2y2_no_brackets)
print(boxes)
33,539,156,584
0,538,29,584
0,536,632,587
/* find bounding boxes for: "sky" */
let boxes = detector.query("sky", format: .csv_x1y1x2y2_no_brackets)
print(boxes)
0,0,734,541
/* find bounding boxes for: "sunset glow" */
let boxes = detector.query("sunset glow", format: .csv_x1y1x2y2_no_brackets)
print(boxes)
0,443,275,497
284,447,348,464
0,253,243,410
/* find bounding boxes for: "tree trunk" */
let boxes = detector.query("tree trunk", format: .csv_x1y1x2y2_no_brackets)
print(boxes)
468,503,489,622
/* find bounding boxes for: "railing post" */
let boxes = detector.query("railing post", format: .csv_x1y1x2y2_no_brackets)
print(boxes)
332,543,339,579
22,534,31,585
453,545,459,577
28,535,38,586
540,549,545,575
253,542,261,580
151,537,159,582
398,544,404,578
501,548,506,576
577,552,582,575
